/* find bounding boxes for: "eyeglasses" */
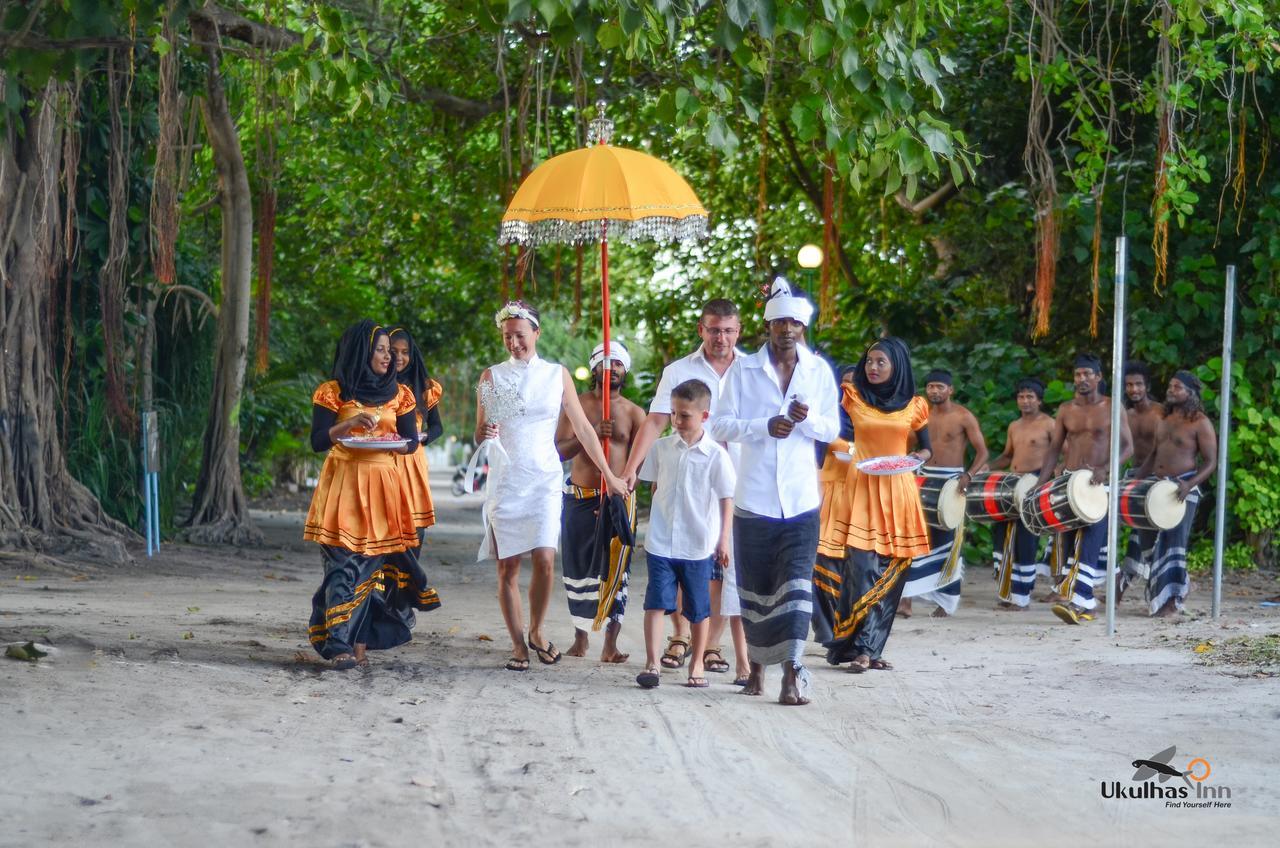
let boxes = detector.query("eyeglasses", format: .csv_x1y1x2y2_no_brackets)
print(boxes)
701,326,740,337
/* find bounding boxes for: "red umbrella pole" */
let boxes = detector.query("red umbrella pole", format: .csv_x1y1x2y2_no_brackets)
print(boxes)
600,228,611,464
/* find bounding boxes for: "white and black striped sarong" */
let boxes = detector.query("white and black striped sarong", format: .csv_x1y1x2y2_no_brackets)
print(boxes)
734,508,820,667
902,467,965,615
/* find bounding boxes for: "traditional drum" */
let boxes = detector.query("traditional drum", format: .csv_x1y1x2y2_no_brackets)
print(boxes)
1117,477,1186,531
1021,469,1108,535
918,474,966,531
964,471,1037,524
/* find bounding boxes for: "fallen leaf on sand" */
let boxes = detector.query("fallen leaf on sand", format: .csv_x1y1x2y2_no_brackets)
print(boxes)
5,642,48,662
182,631,195,640
1194,641,1215,654
447,626,460,635
410,776,435,787
187,606,200,613
477,634,492,642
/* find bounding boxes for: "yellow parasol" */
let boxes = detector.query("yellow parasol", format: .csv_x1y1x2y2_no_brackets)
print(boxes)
499,102,709,458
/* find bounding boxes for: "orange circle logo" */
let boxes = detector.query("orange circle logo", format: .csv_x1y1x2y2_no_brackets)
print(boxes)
1186,758,1211,782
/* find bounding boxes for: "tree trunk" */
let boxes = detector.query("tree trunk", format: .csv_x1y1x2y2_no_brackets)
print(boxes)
183,19,261,545
0,78,133,561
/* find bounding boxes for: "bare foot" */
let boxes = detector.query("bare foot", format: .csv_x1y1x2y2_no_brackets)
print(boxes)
567,630,589,658
741,662,764,696
930,606,951,618
600,647,630,663
1039,591,1066,604
1153,599,1180,618
896,598,913,618
995,601,1026,612
848,654,871,674
779,662,810,706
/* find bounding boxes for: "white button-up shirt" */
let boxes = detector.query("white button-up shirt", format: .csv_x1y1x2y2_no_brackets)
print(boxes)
710,344,839,518
638,431,736,560
649,345,744,465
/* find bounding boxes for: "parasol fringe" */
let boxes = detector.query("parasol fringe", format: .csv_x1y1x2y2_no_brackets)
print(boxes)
499,215,709,246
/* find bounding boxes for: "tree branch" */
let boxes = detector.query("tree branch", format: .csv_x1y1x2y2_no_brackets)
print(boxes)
189,2,302,51
894,179,956,220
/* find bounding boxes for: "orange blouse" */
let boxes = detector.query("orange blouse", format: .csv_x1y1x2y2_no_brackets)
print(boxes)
822,387,931,559
393,379,444,529
304,381,420,555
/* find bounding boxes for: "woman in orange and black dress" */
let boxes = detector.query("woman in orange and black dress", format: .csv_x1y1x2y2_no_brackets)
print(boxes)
823,337,933,672
305,319,422,669
382,327,445,613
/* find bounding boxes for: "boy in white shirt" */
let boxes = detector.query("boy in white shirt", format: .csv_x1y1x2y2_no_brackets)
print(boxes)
636,380,736,689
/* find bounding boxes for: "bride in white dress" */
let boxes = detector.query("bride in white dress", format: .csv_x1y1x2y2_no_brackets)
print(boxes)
475,300,626,671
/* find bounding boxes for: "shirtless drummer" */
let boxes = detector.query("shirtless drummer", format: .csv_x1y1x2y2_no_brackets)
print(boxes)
1035,354,1133,624
1119,360,1166,589
897,369,988,618
1123,370,1217,616
986,378,1056,609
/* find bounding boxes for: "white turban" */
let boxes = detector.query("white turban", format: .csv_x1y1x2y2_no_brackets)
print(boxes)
589,340,632,373
763,276,814,326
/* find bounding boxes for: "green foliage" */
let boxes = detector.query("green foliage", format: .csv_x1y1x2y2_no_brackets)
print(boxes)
1186,539,1256,574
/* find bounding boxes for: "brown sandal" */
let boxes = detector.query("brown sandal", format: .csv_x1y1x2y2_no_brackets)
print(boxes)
702,646,729,673
660,636,690,669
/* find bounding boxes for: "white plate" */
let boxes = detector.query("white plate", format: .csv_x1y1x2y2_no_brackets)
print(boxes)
856,454,924,476
338,436,410,450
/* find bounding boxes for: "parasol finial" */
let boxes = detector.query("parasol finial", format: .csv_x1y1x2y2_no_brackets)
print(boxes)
587,99,614,146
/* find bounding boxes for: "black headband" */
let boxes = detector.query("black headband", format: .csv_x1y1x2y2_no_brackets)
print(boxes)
1016,378,1045,400
1172,369,1202,394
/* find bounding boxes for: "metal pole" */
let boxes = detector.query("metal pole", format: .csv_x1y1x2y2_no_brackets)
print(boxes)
1212,266,1235,618
1106,236,1127,637
150,472,161,552
142,416,154,557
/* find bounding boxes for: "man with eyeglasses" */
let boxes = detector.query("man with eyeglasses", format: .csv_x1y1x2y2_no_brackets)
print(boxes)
623,298,751,683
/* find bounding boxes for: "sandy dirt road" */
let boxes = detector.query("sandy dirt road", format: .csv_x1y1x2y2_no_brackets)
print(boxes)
2,476,1277,847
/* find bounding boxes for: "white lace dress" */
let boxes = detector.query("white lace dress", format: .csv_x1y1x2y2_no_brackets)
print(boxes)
478,355,565,560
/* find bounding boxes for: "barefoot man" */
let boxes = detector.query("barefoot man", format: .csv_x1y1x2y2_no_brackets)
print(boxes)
1123,370,1217,616
987,378,1056,608
1036,354,1133,624
555,341,646,662
712,279,839,705
1120,360,1165,590
622,299,751,683
899,369,988,618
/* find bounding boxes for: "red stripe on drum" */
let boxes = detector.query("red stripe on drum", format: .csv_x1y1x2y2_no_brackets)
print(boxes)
1038,486,1065,532
984,474,1003,520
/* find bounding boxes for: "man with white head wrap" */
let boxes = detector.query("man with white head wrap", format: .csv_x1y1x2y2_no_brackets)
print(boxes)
554,339,647,662
711,278,840,705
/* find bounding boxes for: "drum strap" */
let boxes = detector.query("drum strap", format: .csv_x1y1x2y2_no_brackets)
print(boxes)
939,523,966,585
996,523,1016,601
1054,532,1085,596
832,557,911,640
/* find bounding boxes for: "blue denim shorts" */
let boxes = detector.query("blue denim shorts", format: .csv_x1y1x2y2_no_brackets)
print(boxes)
643,553,713,623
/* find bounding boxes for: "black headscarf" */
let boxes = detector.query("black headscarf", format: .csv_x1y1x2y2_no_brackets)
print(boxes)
389,327,432,416
331,319,399,405
852,336,915,413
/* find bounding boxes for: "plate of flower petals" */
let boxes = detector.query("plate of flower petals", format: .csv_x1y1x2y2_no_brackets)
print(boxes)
338,435,410,450
856,454,924,476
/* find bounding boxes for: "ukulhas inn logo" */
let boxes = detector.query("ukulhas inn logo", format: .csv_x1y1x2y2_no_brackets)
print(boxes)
1100,746,1232,809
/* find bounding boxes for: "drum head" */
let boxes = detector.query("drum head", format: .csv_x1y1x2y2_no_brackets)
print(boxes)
1066,469,1108,523
938,477,966,530
1147,479,1188,530
1013,474,1037,518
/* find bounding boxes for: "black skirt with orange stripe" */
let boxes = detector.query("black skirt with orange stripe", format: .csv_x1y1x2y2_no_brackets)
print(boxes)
308,545,438,659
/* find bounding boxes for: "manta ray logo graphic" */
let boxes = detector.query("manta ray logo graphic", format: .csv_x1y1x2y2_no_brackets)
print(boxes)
1130,745,1203,787
1100,746,1231,807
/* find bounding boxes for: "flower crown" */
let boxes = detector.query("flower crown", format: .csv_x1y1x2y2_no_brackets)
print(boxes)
494,301,540,329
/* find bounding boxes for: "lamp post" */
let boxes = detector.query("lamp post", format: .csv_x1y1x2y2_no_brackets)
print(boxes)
797,244,824,340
